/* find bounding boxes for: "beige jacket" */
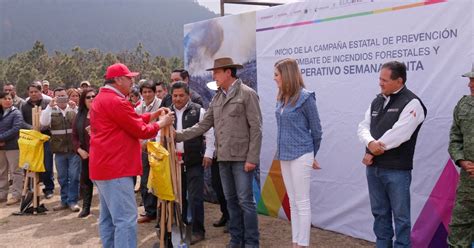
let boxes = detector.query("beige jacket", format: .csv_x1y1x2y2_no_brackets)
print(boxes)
176,79,262,164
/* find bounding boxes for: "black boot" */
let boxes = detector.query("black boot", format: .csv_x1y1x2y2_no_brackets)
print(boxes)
78,187,92,218
213,215,227,227
78,206,90,218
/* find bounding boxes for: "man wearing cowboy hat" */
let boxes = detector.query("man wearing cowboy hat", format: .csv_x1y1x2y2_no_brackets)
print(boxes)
447,64,474,247
176,57,262,248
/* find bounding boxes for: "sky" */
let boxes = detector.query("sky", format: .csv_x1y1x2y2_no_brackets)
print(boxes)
197,0,300,15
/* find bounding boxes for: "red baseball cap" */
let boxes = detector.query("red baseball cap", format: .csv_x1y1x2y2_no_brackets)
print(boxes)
105,63,139,80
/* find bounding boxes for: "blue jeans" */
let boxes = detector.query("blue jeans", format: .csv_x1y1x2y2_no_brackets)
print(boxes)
41,141,55,194
219,161,259,247
55,153,81,206
94,177,137,248
366,166,412,248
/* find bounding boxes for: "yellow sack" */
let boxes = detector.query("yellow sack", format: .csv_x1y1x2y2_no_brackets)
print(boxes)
18,129,50,172
147,141,175,201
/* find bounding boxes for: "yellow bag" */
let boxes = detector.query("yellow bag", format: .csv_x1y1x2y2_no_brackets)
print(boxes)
147,141,175,201
18,129,50,172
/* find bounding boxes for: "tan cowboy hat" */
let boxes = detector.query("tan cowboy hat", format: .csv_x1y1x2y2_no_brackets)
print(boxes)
462,63,474,78
206,57,243,71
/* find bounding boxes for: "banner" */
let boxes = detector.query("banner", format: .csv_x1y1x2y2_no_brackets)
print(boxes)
184,0,474,244
256,0,473,243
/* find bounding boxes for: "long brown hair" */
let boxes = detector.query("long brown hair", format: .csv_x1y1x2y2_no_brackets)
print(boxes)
275,58,305,106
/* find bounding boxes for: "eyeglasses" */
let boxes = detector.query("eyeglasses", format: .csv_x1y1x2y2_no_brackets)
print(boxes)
86,95,95,100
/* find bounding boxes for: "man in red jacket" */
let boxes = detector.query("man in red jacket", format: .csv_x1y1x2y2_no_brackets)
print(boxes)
89,63,174,248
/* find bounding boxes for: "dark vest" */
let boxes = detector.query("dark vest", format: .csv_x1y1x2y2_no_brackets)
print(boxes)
21,99,52,135
50,108,76,153
171,102,204,166
369,87,427,170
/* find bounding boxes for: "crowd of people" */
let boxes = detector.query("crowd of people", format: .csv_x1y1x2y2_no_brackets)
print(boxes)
0,57,473,248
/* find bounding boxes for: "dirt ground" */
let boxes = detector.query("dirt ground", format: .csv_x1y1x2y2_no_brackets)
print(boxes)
0,190,375,248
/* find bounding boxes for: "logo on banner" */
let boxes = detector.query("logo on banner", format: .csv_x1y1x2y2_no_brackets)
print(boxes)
339,0,373,7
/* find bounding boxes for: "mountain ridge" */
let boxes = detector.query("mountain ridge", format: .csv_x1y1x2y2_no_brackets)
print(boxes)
0,0,218,58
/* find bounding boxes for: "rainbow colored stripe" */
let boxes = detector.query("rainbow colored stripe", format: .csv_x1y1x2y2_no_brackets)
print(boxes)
411,160,459,246
256,0,446,32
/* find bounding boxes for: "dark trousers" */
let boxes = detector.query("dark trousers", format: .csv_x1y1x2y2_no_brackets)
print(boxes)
182,162,205,235
80,158,93,207
141,152,158,218
40,141,55,194
211,158,228,220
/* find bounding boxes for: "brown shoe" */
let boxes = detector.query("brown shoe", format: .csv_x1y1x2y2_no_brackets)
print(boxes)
137,215,155,224
53,204,68,211
190,234,205,245
6,198,20,206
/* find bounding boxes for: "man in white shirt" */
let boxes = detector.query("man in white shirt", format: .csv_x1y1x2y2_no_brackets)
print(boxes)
170,81,214,245
40,87,81,212
134,80,162,224
357,61,427,247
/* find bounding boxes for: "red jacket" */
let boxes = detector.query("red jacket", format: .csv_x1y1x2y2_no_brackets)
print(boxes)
89,87,160,180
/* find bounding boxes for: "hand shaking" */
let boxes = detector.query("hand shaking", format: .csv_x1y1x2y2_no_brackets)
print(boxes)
153,107,175,128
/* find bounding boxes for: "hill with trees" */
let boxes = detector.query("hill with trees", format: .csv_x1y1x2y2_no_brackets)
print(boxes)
0,41,183,97
0,0,219,97
0,0,217,58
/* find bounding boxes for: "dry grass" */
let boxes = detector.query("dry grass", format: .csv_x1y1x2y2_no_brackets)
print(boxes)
0,191,374,248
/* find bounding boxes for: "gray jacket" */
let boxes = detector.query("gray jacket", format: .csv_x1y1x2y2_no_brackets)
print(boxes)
176,79,262,164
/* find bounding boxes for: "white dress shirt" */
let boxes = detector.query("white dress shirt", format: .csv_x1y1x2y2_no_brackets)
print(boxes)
158,102,215,159
358,87,425,150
